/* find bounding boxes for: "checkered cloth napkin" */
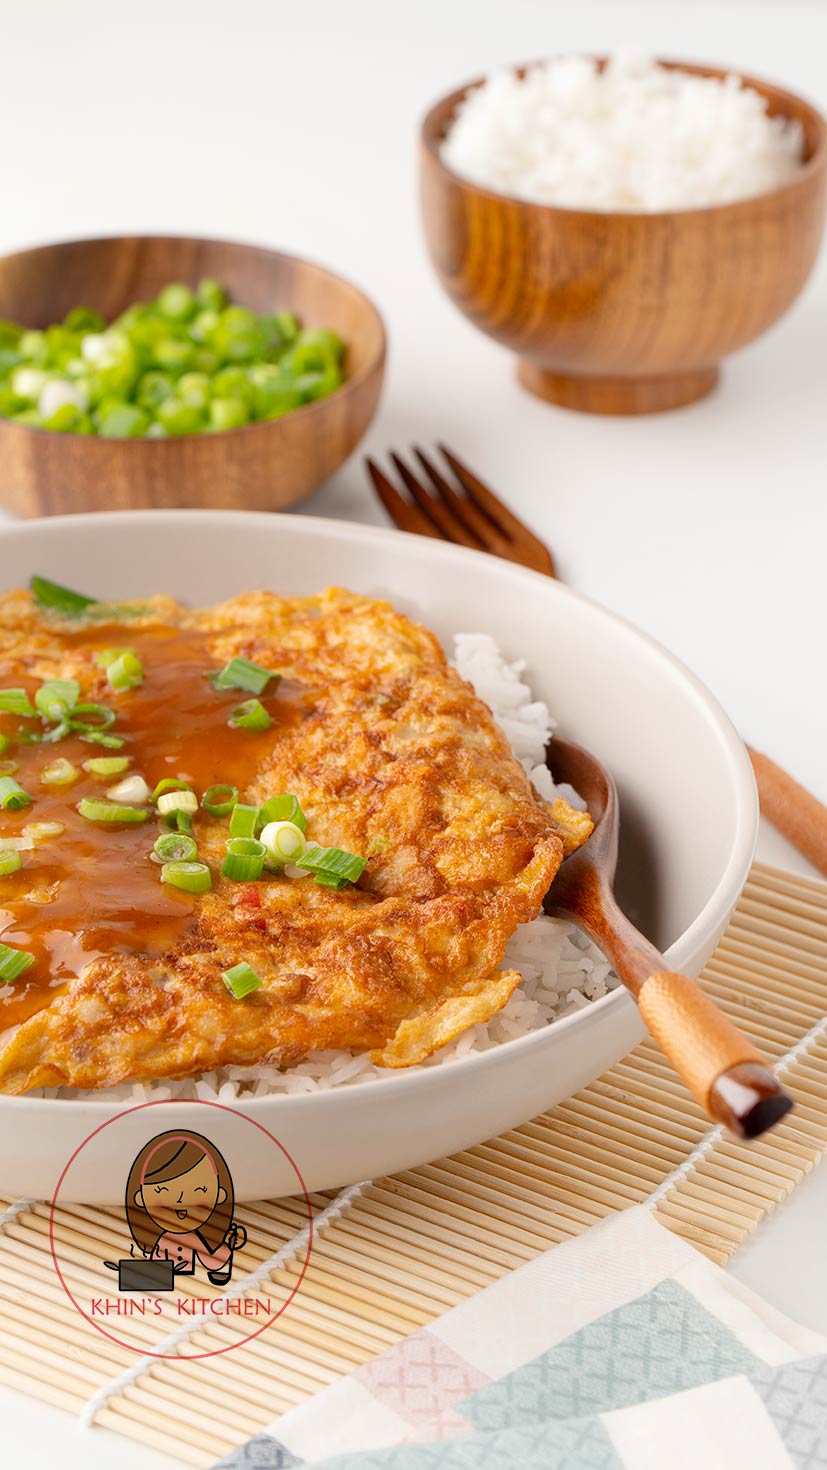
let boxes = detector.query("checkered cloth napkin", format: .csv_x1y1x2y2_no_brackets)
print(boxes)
214,1207,827,1469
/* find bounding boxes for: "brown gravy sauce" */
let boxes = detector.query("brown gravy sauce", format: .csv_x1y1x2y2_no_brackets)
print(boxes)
0,626,306,1029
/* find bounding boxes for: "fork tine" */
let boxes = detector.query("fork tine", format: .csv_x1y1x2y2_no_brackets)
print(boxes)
389,452,482,551
438,445,556,576
413,447,513,557
366,458,442,540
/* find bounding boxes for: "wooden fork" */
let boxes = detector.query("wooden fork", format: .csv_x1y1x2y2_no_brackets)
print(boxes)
367,447,827,878
365,445,555,577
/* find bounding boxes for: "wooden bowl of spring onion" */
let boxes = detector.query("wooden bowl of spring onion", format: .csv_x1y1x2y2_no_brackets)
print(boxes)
0,235,386,516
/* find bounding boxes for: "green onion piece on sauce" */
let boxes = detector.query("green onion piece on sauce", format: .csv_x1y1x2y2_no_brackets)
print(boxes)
30,574,96,618
229,803,259,838
208,657,280,695
35,678,80,722
0,851,23,876
0,776,32,810
297,844,366,886
153,832,197,863
0,940,35,982
203,783,238,817
229,698,271,732
78,797,148,824
161,860,212,893
0,688,37,718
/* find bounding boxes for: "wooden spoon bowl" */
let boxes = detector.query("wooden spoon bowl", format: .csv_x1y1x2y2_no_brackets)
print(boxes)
545,735,793,1138
421,59,827,414
0,235,386,515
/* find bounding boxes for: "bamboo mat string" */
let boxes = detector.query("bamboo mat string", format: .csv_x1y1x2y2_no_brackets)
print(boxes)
78,1178,369,1428
647,1008,827,1210
0,1198,35,1234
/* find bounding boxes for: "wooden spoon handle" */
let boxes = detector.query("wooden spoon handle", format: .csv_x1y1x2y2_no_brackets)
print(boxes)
748,748,827,876
638,971,793,1137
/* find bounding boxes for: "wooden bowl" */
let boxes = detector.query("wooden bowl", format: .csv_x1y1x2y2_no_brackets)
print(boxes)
421,60,827,414
0,235,386,514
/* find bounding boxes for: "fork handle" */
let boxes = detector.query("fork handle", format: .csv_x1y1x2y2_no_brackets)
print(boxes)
638,971,793,1137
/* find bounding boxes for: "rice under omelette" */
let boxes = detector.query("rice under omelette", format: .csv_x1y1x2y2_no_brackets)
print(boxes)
0,585,591,1094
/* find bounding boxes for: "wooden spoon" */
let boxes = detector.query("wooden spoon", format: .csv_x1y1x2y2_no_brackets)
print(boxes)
544,736,793,1139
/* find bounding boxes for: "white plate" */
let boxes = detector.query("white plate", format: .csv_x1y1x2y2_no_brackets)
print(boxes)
0,511,757,1202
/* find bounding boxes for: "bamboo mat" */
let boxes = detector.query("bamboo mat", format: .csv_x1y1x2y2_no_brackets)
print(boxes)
0,859,825,1467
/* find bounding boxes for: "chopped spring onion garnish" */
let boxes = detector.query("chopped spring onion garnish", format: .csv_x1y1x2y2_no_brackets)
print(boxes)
208,657,280,696
0,734,8,755
98,649,144,692
35,679,80,722
0,835,33,852
203,783,238,817
78,797,148,824
0,760,19,775
30,575,96,618
154,831,197,863
41,758,79,785
157,788,198,817
153,778,191,800
229,698,271,732
106,774,151,805
221,837,266,881
0,776,32,811
0,851,23,875
164,808,194,835
20,719,72,745
70,702,116,730
24,821,65,841
229,803,259,839
161,859,212,893
221,960,262,1000
0,688,36,718
297,844,366,887
0,940,35,982
83,756,130,775
77,730,125,749
259,793,307,832
260,820,306,866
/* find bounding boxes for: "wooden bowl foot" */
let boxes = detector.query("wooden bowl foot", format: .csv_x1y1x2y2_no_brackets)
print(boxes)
516,361,720,415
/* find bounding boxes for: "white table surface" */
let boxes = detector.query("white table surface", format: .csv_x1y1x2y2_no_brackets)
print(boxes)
2,0,826,1463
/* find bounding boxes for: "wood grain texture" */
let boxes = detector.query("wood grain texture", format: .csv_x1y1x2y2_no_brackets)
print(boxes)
0,235,386,516
421,59,827,414
544,736,792,1136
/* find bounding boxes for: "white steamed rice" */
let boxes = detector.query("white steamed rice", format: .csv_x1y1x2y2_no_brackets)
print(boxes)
440,50,803,213
42,632,615,1102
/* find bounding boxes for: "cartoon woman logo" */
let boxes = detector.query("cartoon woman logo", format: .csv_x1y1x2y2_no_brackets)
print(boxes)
108,1130,248,1289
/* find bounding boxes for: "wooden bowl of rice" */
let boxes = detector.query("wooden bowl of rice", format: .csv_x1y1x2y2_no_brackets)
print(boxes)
420,58,827,414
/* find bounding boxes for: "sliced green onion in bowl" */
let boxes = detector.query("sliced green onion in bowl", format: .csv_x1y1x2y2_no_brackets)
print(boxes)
229,698,271,732
0,851,23,875
77,729,125,750
153,778,191,800
0,776,32,810
208,657,280,695
35,679,80,721
70,702,116,730
221,960,262,1000
258,793,307,832
83,756,130,776
30,575,96,618
157,788,198,817
221,837,266,881
41,758,79,786
78,797,148,824
203,783,238,818
23,821,65,841
161,859,212,893
229,803,259,838
153,831,197,863
0,734,8,755
0,940,35,982
0,760,19,775
0,688,36,718
260,820,306,866
297,844,366,886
